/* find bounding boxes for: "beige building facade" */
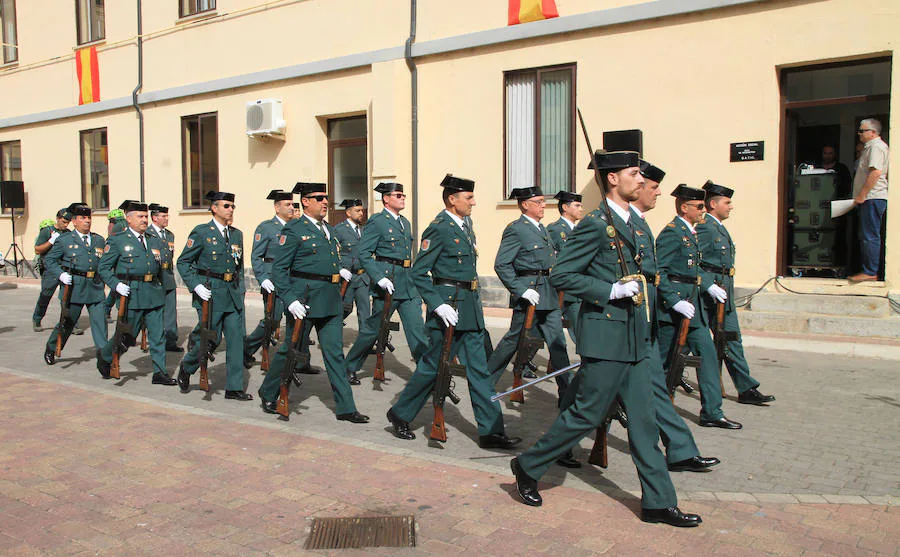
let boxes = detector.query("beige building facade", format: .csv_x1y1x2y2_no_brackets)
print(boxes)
0,0,897,301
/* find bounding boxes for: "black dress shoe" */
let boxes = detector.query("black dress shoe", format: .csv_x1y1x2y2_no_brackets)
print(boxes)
152,373,178,386
177,364,190,393
668,456,721,472
511,458,542,507
347,371,361,386
555,450,581,469
296,365,322,375
641,506,702,527
44,349,56,366
478,433,522,450
243,355,255,369
699,417,742,429
522,369,537,379
225,390,253,401
386,408,415,440
97,357,111,379
261,400,277,414
738,388,775,405
166,345,184,353
337,411,370,424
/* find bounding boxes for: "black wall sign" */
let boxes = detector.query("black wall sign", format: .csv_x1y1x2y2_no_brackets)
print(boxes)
730,141,764,162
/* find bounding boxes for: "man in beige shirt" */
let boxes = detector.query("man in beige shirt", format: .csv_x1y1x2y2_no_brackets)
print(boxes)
849,118,889,282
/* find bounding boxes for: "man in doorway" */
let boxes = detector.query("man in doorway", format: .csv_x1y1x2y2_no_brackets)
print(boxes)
849,118,889,282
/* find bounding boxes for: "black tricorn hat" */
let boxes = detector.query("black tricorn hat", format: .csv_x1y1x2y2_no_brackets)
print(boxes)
508,186,543,200
702,180,734,199
374,182,403,194
440,174,475,192
66,203,92,217
339,199,363,209
639,160,666,183
292,182,327,196
266,189,293,202
588,150,641,171
554,191,582,204
670,184,706,201
57,207,72,219
118,199,149,212
148,203,169,214
205,191,235,203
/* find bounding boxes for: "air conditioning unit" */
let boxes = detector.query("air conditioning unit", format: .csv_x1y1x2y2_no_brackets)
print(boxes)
246,99,286,139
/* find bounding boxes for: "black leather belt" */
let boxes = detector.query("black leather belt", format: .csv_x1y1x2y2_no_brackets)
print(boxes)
375,255,411,268
290,270,341,283
433,276,478,291
700,262,735,276
516,269,551,276
643,272,660,286
667,273,701,286
117,273,158,283
65,268,96,278
198,269,236,282
262,257,274,263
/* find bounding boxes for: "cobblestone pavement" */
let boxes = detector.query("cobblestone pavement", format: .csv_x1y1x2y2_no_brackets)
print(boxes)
1,282,899,555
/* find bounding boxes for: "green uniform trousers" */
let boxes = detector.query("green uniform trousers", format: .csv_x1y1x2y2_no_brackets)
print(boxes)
258,313,358,416
657,322,723,422
45,301,108,354
391,327,504,437
517,356,677,510
164,289,178,348
32,276,60,324
182,306,246,391
344,296,428,374
343,280,371,332
708,309,759,394
648,338,699,464
100,305,167,377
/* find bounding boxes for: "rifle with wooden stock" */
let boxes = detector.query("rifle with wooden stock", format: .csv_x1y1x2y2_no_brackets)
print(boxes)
140,329,148,352
373,289,399,382
198,283,215,392
587,395,629,468
665,316,702,400
430,287,464,442
712,298,738,397
276,317,308,419
55,283,73,358
261,291,278,372
110,294,133,380
509,303,544,404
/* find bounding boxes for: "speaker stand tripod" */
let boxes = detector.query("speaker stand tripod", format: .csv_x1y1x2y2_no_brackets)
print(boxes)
4,208,38,279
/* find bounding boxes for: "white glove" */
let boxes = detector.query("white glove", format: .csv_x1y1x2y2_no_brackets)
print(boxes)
672,300,695,319
434,304,459,327
260,279,275,293
49,231,60,244
707,284,728,303
377,277,395,294
287,300,308,320
116,282,131,297
609,280,640,300
193,284,211,301
521,288,540,306
59,272,73,285
339,268,353,282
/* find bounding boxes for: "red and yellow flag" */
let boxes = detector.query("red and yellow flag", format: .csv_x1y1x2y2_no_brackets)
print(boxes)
75,46,100,105
508,0,559,25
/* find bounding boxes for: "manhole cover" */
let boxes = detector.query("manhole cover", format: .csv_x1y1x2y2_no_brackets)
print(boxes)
304,515,416,549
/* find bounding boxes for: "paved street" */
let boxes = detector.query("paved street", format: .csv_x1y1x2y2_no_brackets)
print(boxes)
1,281,898,555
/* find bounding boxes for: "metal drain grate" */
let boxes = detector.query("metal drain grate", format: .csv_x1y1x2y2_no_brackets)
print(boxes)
304,515,416,549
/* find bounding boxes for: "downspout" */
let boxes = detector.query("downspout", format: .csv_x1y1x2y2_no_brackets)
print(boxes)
132,0,145,202
404,0,418,251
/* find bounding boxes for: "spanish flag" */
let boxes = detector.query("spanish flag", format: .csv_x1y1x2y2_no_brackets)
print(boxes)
75,46,100,105
508,0,559,25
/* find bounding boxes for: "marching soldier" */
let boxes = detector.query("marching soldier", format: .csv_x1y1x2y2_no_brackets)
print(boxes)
32,208,71,332
656,185,740,428
697,180,775,406
487,187,570,398
176,191,252,400
510,151,701,527
257,182,369,423
547,191,584,342
147,203,181,352
104,209,127,322
42,203,108,365
631,162,720,472
343,183,427,385
96,201,176,386
386,174,521,450
332,198,371,333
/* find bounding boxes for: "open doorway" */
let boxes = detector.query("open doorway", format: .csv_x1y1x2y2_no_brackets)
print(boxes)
327,116,368,226
779,57,891,278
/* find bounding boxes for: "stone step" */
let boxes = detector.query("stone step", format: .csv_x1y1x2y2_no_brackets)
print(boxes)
748,291,892,318
770,277,891,296
738,309,900,340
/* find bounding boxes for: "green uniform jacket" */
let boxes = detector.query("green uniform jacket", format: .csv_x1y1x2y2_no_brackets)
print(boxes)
494,215,559,310
99,230,166,310
549,208,650,362
34,225,68,278
358,209,416,300
249,216,285,284
177,220,246,312
696,215,736,313
271,214,344,319
44,230,107,305
547,217,578,304
655,217,711,328
332,219,371,288
146,225,177,292
413,211,484,331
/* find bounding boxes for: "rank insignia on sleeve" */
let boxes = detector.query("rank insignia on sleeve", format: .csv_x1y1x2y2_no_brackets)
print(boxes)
104,244,111,253
279,235,287,246
186,239,194,248
255,233,261,241
421,239,430,251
